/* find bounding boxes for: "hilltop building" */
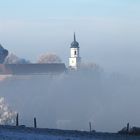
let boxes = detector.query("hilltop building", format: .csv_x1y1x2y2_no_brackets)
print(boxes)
0,33,82,75
69,33,81,70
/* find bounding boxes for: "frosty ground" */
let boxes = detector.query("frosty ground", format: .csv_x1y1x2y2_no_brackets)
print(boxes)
0,125,140,140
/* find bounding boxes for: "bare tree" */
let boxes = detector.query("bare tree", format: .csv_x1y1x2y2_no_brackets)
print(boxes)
37,53,62,64
80,62,102,71
4,53,30,64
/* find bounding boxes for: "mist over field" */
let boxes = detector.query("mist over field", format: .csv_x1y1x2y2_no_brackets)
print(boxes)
0,68,139,132
0,0,140,137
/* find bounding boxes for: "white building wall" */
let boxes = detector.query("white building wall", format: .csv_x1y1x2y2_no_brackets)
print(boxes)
69,58,77,68
69,56,81,69
70,48,79,58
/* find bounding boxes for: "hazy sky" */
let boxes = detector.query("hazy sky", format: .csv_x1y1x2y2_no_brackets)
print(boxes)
0,0,140,75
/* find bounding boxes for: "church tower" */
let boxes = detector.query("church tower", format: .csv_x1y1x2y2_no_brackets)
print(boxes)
69,33,81,70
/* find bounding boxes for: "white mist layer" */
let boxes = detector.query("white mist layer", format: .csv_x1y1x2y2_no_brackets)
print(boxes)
0,70,139,132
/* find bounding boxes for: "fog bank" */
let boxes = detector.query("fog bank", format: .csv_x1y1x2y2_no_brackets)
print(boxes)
0,69,139,132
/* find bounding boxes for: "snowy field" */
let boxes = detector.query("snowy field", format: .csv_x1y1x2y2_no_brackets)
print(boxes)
0,126,140,140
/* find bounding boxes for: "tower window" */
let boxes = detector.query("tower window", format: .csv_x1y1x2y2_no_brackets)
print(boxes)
74,51,77,55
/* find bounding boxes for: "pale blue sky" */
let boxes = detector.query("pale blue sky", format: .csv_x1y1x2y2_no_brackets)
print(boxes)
0,0,140,19
0,0,140,75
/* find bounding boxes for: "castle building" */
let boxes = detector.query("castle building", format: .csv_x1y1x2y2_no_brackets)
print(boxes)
69,33,81,70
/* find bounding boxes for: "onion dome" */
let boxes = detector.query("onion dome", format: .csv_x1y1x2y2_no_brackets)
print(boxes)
71,33,79,48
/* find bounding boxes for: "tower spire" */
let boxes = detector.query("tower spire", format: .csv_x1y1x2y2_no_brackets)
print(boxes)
69,33,81,70
74,32,76,42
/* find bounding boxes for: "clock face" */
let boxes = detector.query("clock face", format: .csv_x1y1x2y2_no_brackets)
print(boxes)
70,59,76,66
72,60,75,64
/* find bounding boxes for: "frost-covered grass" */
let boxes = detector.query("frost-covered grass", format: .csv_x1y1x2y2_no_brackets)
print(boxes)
0,126,140,140
0,98,16,125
